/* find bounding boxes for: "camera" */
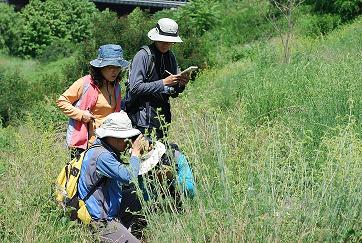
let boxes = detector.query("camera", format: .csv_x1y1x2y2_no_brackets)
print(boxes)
164,86,176,95
125,134,138,145
130,134,139,141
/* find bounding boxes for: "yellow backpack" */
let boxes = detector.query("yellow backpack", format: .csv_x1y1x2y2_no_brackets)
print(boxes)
55,144,103,224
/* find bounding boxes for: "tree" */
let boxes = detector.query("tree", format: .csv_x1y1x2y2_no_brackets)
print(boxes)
0,3,21,54
18,0,97,57
267,0,304,63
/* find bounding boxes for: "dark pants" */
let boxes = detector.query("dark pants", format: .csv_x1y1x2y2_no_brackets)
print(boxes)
118,187,146,239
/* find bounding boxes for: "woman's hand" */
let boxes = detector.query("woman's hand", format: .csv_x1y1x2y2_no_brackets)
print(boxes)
81,110,95,123
179,73,190,87
131,134,149,157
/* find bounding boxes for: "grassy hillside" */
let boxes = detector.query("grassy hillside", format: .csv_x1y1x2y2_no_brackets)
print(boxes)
0,8,361,243
157,17,362,242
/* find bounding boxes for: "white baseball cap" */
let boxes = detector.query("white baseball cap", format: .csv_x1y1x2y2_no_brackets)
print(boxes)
148,18,183,43
139,141,166,175
95,111,141,139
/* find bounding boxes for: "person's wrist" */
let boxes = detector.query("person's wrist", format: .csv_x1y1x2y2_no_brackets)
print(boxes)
131,150,140,157
79,110,86,121
81,115,87,122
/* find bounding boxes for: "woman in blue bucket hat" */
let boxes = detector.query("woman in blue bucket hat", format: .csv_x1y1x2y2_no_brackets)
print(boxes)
57,44,129,159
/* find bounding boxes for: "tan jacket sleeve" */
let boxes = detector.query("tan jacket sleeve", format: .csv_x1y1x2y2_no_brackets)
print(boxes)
56,77,85,121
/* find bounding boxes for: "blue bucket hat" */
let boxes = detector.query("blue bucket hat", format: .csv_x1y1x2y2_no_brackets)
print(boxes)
90,44,129,68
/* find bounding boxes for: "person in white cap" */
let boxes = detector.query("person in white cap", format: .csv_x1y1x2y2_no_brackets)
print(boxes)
77,111,147,243
124,18,191,139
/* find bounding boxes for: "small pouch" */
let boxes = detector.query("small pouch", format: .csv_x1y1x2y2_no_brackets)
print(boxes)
77,200,92,224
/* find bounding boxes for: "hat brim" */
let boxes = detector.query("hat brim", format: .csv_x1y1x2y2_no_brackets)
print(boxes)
139,141,166,175
95,127,140,139
148,28,183,43
90,58,129,68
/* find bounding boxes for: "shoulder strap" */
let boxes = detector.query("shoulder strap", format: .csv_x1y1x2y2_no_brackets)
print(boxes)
82,176,105,202
80,144,106,202
125,45,155,86
75,75,98,110
140,45,155,81
124,45,155,111
169,50,178,74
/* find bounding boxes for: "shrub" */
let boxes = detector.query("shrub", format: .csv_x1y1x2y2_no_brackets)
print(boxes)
0,70,30,125
76,7,151,74
305,0,362,21
172,35,209,69
18,0,97,57
38,39,78,63
27,96,68,131
298,13,342,37
194,1,274,66
173,0,221,37
33,56,81,96
91,9,123,51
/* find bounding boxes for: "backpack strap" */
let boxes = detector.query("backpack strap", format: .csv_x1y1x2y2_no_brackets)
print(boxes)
168,50,178,74
79,144,106,202
143,45,176,77
126,45,155,84
82,175,105,202
124,45,155,112
140,45,155,81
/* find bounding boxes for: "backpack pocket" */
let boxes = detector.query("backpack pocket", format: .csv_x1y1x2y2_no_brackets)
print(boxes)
77,200,92,224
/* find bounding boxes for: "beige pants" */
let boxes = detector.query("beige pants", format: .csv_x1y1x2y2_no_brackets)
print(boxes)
93,220,140,243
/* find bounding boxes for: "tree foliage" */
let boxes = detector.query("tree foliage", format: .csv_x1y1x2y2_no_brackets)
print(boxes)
0,3,20,54
119,8,152,60
306,0,362,20
18,0,97,57
174,0,221,37
91,10,123,50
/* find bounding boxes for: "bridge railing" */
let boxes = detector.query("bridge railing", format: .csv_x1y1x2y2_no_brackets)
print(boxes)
91,0,188,8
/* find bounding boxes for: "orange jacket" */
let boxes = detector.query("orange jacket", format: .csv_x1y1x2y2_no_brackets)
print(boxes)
57,75,121,149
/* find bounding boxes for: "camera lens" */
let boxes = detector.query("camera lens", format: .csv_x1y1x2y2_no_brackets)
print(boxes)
169,87,176,94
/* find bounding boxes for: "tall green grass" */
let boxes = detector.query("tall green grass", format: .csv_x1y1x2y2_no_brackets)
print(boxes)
185,17,362,142
0,119,92,242
159,104,361,242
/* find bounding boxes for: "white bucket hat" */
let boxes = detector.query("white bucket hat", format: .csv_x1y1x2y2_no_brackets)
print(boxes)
95,111,141,139
139,141,166,175
148,18,183,43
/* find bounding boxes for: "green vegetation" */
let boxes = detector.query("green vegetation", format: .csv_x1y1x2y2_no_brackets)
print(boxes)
0,3,20,54
306,0,362,21
0,0,361,242
16,0,97,57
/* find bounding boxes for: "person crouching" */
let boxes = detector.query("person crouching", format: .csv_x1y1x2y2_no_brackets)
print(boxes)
77,111,147,243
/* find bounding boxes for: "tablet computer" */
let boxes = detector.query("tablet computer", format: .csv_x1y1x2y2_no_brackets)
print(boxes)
180,66,198,75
